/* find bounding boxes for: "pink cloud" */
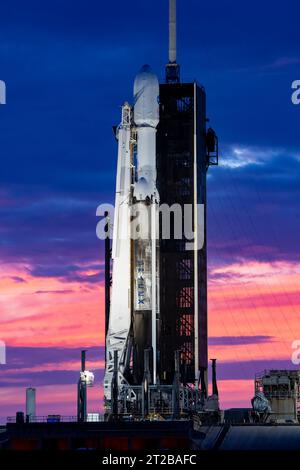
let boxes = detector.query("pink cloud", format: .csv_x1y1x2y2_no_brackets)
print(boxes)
1,257,300,416
0,263,105,347
217,380,253,409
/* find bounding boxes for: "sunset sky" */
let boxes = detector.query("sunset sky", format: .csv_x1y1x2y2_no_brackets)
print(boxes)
0,0,299,422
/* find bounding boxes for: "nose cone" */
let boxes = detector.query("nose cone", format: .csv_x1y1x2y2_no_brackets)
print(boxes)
134,64,159,128
140,64,152,74
135,65,157,86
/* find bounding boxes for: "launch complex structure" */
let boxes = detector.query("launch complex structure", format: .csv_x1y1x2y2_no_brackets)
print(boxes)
4,3,300,458
103,0,219,420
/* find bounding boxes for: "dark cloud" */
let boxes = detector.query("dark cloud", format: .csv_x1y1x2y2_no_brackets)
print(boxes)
0,369,104,388
209,336,274,346
6,346,103,366
1,346,295,389
0,346,104,388
0,194,107,268
28,264,103,283
207,150,300,266
9,276,26,283
35,289,74,295
212,359,300,382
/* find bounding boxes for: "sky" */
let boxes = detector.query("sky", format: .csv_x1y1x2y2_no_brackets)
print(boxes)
0,0,300,422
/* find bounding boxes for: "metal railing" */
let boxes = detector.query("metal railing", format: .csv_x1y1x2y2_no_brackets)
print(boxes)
7,415,105,424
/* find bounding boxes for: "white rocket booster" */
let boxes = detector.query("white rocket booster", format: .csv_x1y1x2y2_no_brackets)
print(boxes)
133,65,160,385
104,65,160,401
103,104,132,401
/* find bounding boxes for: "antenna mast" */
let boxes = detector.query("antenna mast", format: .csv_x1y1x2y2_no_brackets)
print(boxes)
166,0,180,83
169,0,177,63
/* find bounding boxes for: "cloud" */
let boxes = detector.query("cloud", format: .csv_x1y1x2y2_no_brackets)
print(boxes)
6,346,104,367
214,359,300,381
9,276,26,284
217,146,300,184
209,336,274,346
0,266,105,347
210,260,300,284
207,146,300,266
28,263,103,284
261,56,300,70
0,346,104,387
221,144,286,169
35,289,74,294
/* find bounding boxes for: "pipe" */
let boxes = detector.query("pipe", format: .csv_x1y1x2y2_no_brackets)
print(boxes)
81,350,86,372
200,368,207,399
142,349,152,418
77,350,87,422
151,203,157,384
211,359,218,396
104,211,111,339
111,350,119,416
172,350,180,418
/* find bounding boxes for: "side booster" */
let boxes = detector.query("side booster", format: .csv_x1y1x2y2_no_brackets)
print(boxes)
104,65,160,403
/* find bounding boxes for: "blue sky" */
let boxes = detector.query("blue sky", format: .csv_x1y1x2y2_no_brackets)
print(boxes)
0,0,299,267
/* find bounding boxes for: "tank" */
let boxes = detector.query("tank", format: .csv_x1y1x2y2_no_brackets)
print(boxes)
26,387,36,422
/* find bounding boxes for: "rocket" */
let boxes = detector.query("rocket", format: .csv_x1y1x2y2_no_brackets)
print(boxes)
104,65,160,402
103,0,218,416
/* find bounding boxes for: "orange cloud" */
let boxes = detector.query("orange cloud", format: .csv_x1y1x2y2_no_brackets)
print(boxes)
0,263,104,347
1,258,300,413
208,260,300,364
